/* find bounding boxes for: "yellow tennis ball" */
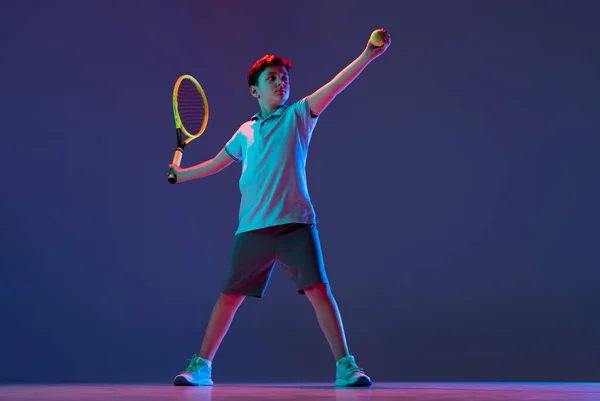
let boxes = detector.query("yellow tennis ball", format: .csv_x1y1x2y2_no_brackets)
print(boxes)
370,29,387,47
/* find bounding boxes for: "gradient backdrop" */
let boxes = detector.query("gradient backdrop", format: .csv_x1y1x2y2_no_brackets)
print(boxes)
1,0,599,384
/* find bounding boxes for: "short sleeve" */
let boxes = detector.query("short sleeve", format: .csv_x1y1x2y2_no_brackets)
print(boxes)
293,97,320,142
225,129,244,163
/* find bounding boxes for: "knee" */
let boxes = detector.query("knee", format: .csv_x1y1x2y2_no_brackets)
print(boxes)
218,292,245,308
303,283,332,299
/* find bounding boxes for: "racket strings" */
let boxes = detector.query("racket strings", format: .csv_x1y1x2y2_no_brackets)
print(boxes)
177,79,207,136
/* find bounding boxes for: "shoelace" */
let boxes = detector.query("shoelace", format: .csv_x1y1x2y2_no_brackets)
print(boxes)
183,354,206,373
343,361,365,375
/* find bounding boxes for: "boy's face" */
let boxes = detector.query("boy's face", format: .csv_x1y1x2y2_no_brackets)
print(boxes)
251,65,290,107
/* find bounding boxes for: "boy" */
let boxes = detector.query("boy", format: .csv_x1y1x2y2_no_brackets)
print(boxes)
169,30,391,387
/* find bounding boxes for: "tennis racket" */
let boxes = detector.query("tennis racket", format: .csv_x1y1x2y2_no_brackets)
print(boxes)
167,74,209,184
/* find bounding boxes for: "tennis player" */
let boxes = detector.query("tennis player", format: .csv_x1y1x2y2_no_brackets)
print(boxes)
169,30,390,387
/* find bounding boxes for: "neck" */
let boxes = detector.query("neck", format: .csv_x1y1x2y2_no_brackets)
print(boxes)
259,102,282,119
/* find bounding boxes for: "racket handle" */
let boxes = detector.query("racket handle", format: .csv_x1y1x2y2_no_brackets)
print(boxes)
167,148,183,184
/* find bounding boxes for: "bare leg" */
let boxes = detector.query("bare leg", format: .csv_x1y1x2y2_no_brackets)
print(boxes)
303,283,350,361
198,292,246,361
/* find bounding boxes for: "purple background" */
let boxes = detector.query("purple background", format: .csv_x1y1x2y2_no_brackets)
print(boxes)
1,0,599,384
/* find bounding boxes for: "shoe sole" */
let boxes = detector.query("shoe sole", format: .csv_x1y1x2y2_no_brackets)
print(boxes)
173,376,213,386
335,376,372,387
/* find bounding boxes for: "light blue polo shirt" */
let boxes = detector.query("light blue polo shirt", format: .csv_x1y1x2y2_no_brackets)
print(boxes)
225,97,319,235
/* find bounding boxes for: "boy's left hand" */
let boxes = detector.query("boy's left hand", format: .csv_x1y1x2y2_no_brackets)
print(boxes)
365,29,391,60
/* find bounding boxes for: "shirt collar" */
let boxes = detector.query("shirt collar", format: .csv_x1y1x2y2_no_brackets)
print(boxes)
251,104,288,121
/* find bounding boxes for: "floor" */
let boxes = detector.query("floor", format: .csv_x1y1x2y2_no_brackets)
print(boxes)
1,382,599,401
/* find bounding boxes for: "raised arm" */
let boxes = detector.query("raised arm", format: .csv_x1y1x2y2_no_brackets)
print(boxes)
306,29,391,117
169,146,235,183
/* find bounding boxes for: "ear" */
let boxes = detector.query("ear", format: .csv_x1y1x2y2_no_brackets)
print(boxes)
249,85,260,99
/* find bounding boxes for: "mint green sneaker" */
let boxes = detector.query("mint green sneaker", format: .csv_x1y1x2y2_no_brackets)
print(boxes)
334,355,372,387
173,354,213,386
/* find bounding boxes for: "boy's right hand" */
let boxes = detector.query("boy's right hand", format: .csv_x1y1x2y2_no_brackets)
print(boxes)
168,164,186,182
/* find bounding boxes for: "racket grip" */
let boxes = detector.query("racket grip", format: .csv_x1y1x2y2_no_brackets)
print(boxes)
167,148,183,184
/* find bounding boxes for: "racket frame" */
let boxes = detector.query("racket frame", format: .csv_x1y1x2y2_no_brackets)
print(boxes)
168,74,209,183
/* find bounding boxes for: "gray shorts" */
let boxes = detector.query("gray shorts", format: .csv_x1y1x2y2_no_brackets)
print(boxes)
221,223,329,298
